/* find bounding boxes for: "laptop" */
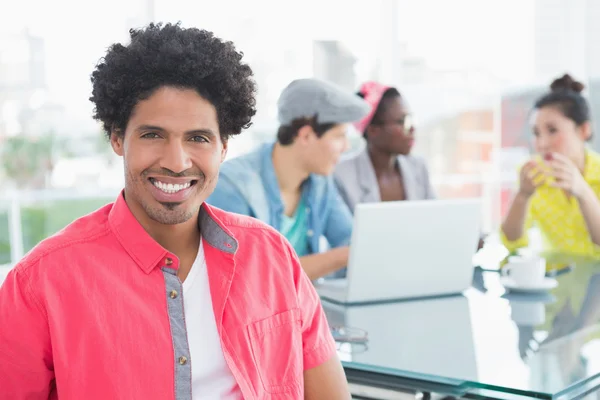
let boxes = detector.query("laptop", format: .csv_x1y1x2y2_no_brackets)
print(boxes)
315,198,482,305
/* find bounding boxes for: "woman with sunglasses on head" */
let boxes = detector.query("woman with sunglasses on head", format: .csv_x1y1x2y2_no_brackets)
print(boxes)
334,81,435,214
501,74,600,257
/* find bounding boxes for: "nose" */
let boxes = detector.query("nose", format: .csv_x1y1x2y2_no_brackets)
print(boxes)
535,135,550,153
160,140,193,173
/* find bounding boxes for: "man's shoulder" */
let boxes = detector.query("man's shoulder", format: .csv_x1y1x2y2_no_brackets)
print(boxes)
219,145,265,180
209,147,270,214
13,204,114,274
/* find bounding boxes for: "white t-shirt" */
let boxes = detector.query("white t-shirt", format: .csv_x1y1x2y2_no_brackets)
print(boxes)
182,239,242,400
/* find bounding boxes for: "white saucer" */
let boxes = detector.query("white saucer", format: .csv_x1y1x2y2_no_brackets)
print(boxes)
500,276,558,293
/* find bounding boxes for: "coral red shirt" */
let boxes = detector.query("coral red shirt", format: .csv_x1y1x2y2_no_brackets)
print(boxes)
0,192,336,399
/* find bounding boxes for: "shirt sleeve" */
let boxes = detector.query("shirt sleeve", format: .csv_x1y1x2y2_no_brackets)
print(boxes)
323,177,354,248
287,242,337,370
0,266,54,399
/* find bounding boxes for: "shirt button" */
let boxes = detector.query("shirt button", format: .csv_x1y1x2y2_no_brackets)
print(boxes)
178,356,188,365
165,258,173,266
306,207,311,214
169,290,178,299
307,229,314,237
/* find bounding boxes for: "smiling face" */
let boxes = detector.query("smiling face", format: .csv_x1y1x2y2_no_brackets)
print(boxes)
111,86,227,226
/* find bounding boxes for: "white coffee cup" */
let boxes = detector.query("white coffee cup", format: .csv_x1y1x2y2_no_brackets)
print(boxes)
502,256,546,287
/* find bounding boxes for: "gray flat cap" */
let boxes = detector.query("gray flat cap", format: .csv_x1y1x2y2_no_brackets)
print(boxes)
277,78,370,125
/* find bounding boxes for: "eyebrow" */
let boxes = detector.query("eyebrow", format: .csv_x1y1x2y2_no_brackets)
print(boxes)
136,125,217,138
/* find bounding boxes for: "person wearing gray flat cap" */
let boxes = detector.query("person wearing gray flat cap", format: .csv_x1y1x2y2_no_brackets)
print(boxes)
207,78,369,280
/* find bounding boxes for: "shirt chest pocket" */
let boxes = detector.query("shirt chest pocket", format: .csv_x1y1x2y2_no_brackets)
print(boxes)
247,308,303,394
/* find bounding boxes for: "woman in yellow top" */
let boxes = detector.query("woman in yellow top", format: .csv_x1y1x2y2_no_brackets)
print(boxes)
501,74,600,257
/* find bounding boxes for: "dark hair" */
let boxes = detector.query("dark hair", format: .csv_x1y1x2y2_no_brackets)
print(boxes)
356,87,401,137
276,116,336,146
534,74,590,127
90,22,257,142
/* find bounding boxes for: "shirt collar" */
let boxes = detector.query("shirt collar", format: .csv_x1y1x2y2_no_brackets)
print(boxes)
108,191,238,274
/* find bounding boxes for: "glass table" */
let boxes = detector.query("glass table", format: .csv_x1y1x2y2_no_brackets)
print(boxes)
324,254,600,399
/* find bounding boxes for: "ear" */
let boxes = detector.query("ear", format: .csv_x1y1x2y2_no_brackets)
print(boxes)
110,130,124,156
220,138,228,162
366,124,380,139
296,124,316,145
579,121,593,141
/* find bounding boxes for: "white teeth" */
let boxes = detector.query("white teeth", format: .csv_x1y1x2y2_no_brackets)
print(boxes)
152,180,191,194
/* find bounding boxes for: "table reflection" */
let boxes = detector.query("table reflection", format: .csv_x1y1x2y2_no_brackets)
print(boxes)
327,253,600,398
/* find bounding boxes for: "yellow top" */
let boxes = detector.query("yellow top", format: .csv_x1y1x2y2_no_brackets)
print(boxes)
501,148,600,257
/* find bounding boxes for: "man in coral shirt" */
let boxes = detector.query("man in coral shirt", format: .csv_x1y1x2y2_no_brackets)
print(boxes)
0,23,349,400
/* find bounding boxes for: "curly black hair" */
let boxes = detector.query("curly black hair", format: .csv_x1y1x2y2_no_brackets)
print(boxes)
90,22,257,141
